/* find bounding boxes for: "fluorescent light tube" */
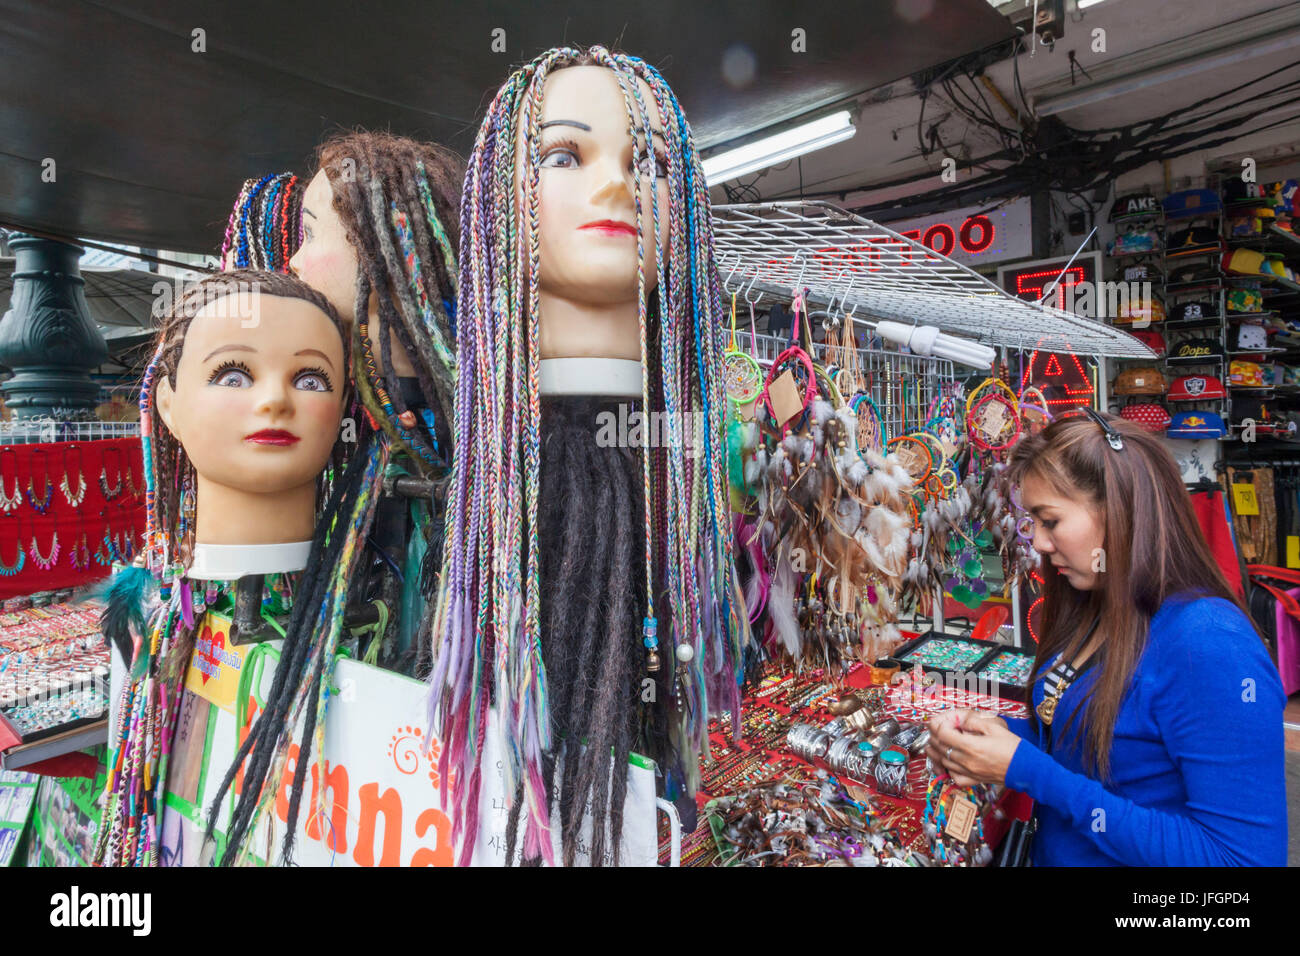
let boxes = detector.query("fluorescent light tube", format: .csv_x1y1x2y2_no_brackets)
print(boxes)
875,321,997,369
701,111,856,186
1077,0,1105,9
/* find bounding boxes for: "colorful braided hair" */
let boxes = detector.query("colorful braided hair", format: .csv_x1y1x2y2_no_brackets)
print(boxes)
427,46,751,866
95,270,349,867
314,131,463,472
219,173,304,272
207,133,463,865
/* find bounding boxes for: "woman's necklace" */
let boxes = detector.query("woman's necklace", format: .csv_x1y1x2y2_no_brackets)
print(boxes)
1036,616,1100,726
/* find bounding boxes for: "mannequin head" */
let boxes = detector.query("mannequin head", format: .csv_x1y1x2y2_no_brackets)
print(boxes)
521,64,671,359
146,270,347,554
289,132,463,470
220,173,304,272
433,46,747,868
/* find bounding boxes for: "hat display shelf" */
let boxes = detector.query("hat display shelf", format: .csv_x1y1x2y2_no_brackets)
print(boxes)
1215,167,1300,440
1156,181,1230,441
1105,188,1173,431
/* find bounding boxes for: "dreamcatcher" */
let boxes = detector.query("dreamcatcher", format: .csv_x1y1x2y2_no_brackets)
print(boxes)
748,296,916,670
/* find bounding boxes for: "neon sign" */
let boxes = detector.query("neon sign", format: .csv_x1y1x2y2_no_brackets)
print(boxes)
898,214,997,258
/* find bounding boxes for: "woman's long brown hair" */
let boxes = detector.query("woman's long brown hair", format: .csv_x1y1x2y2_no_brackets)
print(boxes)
1006,411,1253,779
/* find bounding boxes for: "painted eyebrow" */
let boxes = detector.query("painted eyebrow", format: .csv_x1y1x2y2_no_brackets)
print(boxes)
540,119,668,143
202,344,256,363
303,208,317,220
295,348,335,370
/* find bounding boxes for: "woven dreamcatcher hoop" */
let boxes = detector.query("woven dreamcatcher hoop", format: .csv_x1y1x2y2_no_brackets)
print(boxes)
851,393,886,455
887,433,935,483
1017,384,1053,436
761,294,817,435
723,292,763,406
966,378,1022,453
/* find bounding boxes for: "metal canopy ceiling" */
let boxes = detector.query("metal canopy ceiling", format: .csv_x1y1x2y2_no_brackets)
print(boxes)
0,0,1013,255
712,201,1157,358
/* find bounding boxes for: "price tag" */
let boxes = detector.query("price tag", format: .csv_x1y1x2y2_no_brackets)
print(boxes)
893,444,927,478
767,369,804,427
978,400,1008,436
1287,536,1300,570
736,397,758,422
1231,482,1260,516
945,796,977,844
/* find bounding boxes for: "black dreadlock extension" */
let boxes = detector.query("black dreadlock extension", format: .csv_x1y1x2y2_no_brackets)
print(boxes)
502,398,655,867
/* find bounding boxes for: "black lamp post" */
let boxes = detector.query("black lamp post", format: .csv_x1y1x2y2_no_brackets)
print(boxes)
0,234,110,419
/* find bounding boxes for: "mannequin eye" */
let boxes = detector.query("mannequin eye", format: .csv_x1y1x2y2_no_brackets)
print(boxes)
636,149,668,178
539,139,580,169
208,362,252,388
294,367,333,392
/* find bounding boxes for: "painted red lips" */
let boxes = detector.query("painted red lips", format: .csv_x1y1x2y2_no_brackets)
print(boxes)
580,219,637,237
244,429,300,446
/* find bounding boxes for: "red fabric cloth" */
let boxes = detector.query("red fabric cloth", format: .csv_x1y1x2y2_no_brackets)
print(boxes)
0,437,146,600
1189,488,1246,598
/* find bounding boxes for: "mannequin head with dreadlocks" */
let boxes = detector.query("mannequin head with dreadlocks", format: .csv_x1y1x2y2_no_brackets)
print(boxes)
428,46,751,867
290,131,462,470
202,132,464,867
220,173,305,272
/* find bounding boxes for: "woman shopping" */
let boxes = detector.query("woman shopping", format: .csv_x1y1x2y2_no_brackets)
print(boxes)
929,409,1287,866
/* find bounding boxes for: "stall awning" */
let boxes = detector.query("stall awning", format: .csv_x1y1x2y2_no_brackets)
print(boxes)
0,0,1013,254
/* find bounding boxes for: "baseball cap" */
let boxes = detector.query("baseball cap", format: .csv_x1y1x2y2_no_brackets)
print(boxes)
1168,338,1225,361
1167,375,1226,400
1167,410,1227,438
1110,191,1161,222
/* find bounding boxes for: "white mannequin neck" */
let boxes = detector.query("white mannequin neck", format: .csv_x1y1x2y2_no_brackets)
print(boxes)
539,358,643,398
188,540,312,581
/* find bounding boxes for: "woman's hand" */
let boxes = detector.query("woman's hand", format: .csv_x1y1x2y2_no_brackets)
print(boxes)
926,710,1019,787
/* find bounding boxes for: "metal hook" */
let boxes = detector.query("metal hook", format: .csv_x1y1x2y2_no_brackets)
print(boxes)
722,258,741,294
743,274,764,306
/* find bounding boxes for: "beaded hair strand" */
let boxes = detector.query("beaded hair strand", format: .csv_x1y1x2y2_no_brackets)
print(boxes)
427,46,751,866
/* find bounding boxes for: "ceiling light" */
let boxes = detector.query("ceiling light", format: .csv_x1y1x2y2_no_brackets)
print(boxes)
701,111,856,186
1076,0,1106,9
874,321,997,369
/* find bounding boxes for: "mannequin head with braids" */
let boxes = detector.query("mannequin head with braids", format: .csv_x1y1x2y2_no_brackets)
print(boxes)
429,47,751,867
220,173,304,272
147,270,348,562
203,132,464,867
290,131,463,470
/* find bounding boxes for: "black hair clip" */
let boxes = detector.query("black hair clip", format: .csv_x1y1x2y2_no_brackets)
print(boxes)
1080,406,1123,451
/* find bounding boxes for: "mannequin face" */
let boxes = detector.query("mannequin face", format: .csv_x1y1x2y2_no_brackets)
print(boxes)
290,169,417,379
289,171,360,322
523,65,672,317
156,293,345,497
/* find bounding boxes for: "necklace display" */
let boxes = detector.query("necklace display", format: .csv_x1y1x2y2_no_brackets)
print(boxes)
0,449,21,513
0,535,24,576
26,452,53,514
60,445,87,507
99,453,123,500
29,529,60,570
68,530,91,571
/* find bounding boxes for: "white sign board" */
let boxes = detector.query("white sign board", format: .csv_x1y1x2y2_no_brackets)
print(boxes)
887,197,1033,269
